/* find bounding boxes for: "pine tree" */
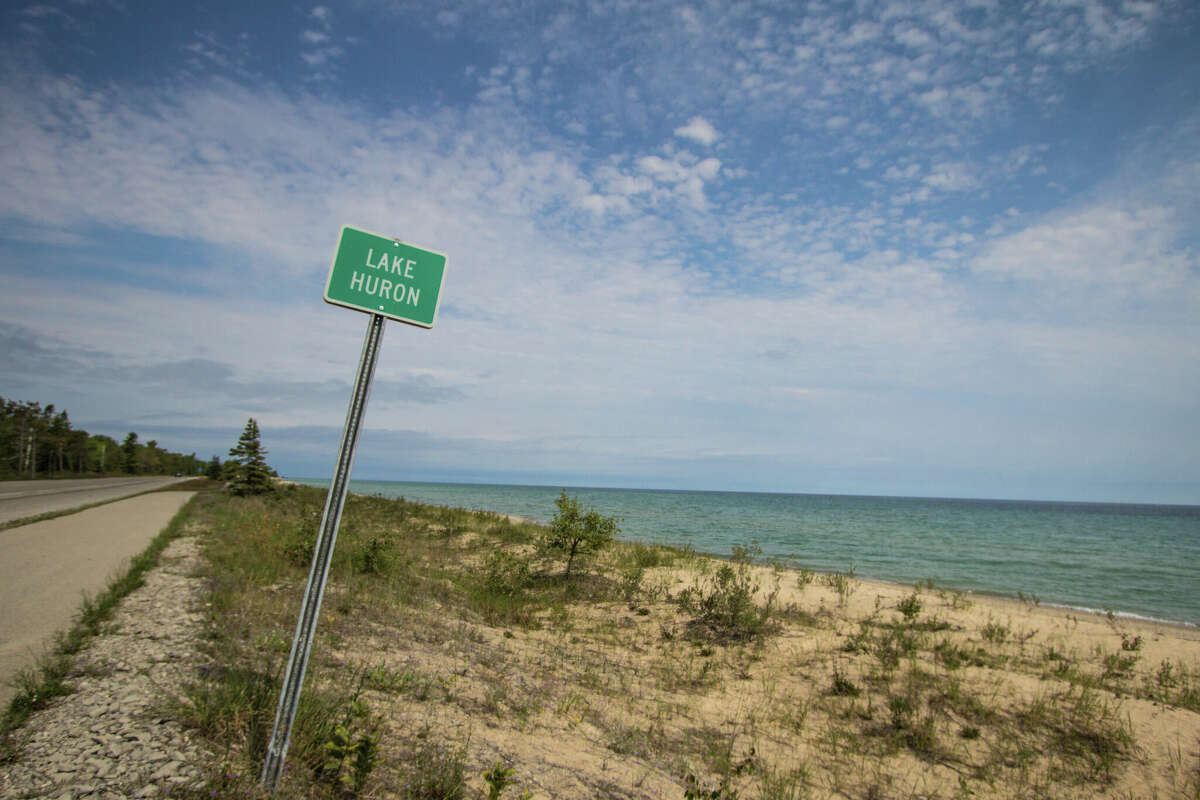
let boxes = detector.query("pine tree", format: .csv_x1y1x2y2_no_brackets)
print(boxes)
226,418,274,496
204,455,223,480
122,432,140,474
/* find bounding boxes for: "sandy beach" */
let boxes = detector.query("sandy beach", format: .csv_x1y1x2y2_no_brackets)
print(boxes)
168,489,1200,799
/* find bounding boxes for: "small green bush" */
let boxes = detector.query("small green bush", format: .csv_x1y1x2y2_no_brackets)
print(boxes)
897,592,922,621
675,552,779,642
483,550,531,598
538,490,619,578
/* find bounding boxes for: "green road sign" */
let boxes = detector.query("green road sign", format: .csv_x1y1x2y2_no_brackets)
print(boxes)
324,225,448,328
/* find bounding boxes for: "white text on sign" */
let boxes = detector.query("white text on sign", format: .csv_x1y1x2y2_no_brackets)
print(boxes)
348,247,422,306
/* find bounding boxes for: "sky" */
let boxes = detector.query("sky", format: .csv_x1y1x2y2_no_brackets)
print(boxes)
1,0,1198,504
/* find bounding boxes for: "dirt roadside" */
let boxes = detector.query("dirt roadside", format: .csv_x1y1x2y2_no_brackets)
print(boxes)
0,492,195,708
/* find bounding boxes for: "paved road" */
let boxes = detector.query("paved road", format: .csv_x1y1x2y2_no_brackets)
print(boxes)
0,477,191,526
0,490,196,708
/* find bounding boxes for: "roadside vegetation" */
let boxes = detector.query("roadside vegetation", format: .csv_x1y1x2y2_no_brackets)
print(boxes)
167,486,1200,799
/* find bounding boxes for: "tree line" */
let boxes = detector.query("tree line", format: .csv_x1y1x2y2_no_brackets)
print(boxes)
0,396,213,480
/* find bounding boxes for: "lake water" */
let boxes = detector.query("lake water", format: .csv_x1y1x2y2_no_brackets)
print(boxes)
290,478,1200,626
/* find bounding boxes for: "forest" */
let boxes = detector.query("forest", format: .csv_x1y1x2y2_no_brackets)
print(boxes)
0,396,211,480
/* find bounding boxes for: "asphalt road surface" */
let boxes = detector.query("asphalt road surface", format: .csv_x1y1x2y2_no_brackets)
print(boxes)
0,476,191,526
0,484,196,708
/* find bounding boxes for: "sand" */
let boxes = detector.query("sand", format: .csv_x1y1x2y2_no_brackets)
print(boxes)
333,551,1200,798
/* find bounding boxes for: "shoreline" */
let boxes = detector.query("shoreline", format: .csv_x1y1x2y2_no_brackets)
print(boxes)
289,476,1200,629
839,570,1200,636
439,505,1200,631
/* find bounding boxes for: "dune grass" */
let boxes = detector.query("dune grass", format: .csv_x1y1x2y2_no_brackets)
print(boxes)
158,485,1200,799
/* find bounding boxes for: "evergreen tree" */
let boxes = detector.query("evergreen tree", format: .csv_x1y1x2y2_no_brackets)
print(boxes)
122,432,140,474
204,455,223,480
226,418,273,496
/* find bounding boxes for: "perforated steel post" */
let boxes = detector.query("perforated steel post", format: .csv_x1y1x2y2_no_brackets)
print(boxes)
260,312,385,789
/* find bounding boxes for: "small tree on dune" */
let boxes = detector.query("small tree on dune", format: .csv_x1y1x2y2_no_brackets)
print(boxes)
539,489,619,579
226,418,273,496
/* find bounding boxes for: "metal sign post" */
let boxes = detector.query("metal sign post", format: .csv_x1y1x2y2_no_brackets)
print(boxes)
260,312,385,788
260,227,447,790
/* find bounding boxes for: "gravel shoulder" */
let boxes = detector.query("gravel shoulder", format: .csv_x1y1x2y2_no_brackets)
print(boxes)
0,535,210,800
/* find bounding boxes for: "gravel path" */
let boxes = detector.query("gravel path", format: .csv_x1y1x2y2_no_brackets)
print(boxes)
1,536,212,799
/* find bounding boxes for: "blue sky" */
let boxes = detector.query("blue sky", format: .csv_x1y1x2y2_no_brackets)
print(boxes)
1,0,1198,504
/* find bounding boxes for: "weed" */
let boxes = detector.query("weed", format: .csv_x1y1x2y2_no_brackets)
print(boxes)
830,666,861,697
822,568,857,607
618,563,645,601
897,592,922,622
1120,633,1143,652
1102,650,1139,680
840,621,872,654
483,550,531,597
950,590,973,611
620,541,675,569
364,665,419,695
683,772,740,799
483,762,516,800
981,619,1009,645
395,737,467,800
775,696,811,734
757,762,809,800
317,698,380,797
675,548,779,642
354,534,393,574
1015,685,1136,783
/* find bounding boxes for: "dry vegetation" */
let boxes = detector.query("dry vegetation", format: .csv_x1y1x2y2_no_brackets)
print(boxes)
171,486,1200,799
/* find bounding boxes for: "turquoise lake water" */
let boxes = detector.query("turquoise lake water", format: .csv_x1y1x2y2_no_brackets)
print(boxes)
290,478,1200,626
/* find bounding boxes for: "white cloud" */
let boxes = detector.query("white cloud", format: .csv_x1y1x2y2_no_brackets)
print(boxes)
972,204,1196,298
300,5,342,76
634,151,722,209
922,162,977,191
673,115,720,146
892,23,935,50
883,163,921,181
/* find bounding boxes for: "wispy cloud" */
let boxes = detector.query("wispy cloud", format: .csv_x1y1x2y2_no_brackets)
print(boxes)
300,5,344,77
0,0,1196,501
